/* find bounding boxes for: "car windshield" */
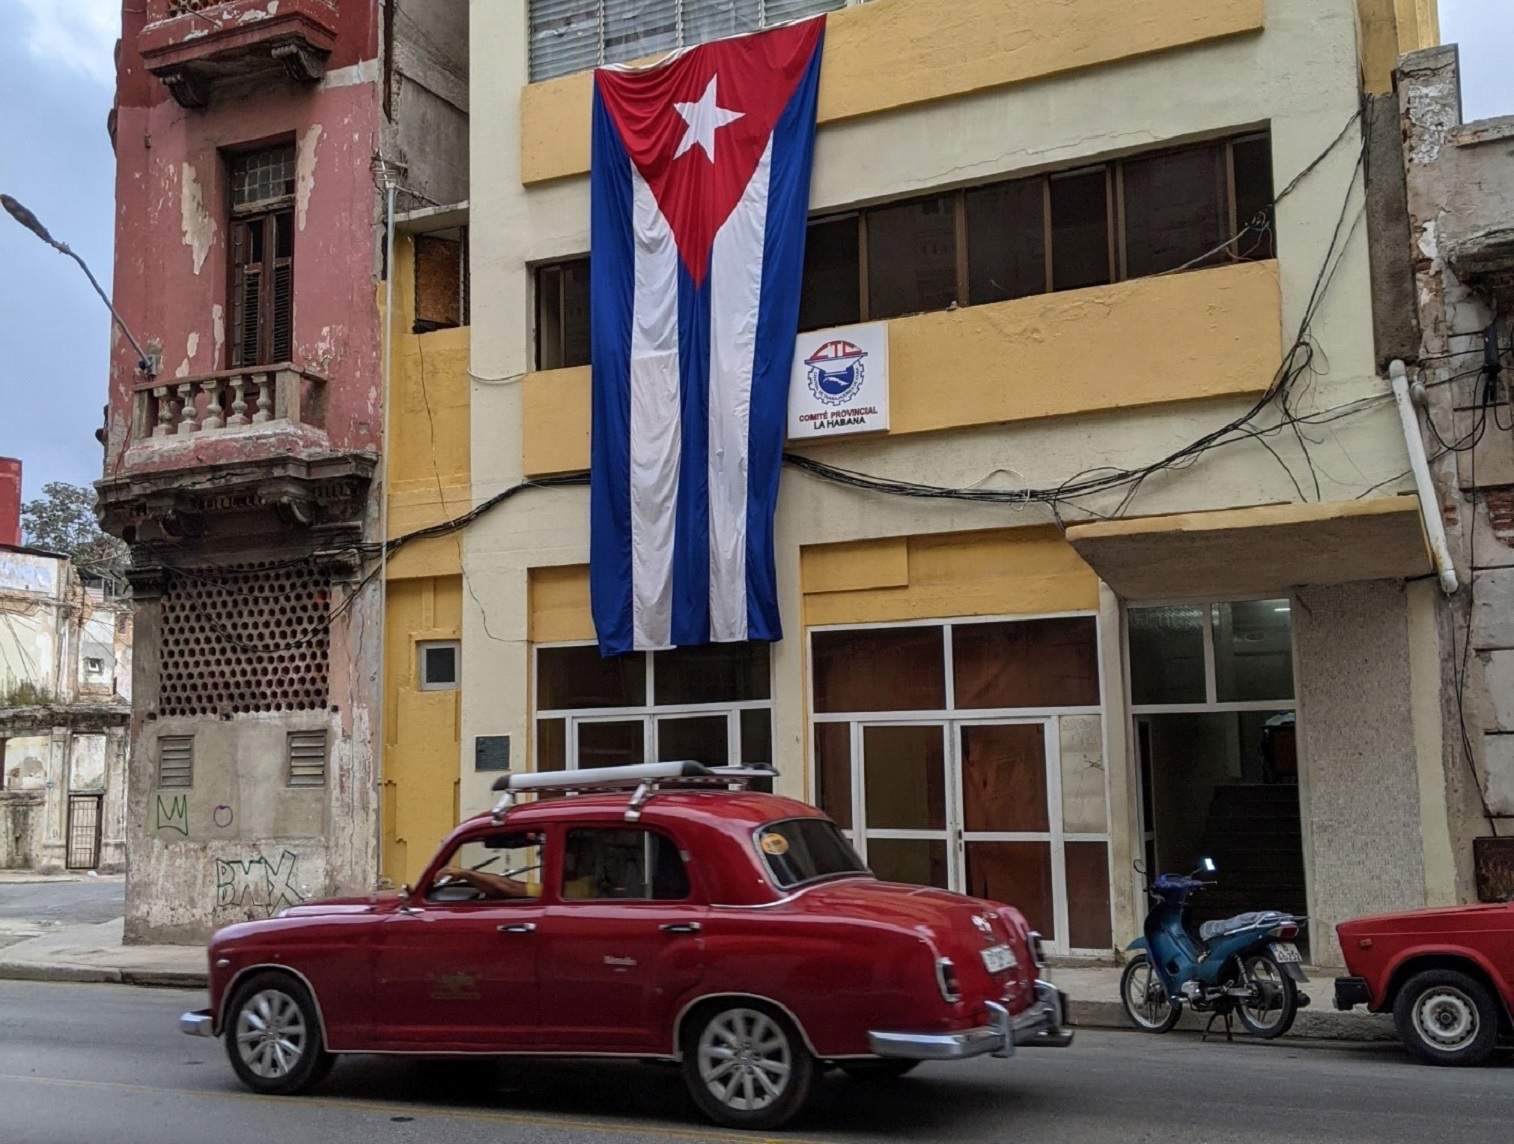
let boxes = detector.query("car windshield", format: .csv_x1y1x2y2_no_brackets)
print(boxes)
756,818,868,889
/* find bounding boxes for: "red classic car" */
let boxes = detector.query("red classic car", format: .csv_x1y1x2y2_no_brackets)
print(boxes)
1334,902,1514,1065
181,762,1071,1129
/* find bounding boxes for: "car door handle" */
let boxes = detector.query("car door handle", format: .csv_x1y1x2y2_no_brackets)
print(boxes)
497,922,537,934
660,922,701,934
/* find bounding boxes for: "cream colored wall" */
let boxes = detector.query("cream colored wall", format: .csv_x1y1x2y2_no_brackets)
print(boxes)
463,0,1419,937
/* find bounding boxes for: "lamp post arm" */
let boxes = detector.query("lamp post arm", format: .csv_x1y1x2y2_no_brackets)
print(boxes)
57,241,155,376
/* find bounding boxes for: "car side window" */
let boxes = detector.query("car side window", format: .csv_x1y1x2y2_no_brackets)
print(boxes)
425,831,546,905
561,828,690,901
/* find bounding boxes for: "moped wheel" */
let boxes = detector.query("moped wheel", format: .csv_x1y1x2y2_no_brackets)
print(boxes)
1235,954,1298,1039
1120,953,1181,1033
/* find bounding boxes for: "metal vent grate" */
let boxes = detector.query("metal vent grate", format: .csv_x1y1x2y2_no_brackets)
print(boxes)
158,735,195,788
159,561,331,717
287,730,328,787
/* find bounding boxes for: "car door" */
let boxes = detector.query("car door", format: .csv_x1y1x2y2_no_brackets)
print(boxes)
372,829,548,1049
536,825,707,1053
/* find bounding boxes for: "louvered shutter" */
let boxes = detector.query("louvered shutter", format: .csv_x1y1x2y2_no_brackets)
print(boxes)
762,0,847,23
683,0,760,42
287,730,328,787
603,0,678,64
230,219,261,368
271,209,294,362
529,0,603,81
157,736,194,788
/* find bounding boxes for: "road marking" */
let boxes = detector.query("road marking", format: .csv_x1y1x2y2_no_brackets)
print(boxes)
0,1072,809,1144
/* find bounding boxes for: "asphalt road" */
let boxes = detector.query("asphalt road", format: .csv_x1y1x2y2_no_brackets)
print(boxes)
1,980,1511,1144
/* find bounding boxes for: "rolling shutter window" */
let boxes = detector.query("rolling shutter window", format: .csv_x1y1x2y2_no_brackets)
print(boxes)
157,736,195,788
287,730,328,787
528,0,849,82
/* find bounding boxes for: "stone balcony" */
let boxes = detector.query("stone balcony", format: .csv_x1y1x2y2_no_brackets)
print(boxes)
98,363,374,553
1438,116,1514,294
139,0,340,108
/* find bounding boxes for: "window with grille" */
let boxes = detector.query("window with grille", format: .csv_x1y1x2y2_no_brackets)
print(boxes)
528,0,850,82
157,736,195,788
228,144,296,367
159,561,332,717
287,730,328,787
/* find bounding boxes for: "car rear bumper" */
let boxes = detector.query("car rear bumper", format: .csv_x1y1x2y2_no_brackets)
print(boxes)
1333,976,1372,1012
180,1009,216,1037
868,980,1073,1061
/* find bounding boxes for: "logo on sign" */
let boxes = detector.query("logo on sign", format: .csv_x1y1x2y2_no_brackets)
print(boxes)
804,339,868,406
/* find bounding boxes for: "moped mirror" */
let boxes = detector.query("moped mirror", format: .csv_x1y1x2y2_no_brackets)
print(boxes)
1199,857,1217,874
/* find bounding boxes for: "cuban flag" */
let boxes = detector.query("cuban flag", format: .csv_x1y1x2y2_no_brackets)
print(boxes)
589,19,825,656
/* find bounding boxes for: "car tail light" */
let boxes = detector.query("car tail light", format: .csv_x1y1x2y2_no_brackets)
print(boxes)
1028,930,1047,968
935,957,962,1003
1268,923,1299,940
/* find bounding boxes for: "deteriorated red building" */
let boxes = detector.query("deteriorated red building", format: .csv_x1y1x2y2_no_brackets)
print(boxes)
97,0,467,943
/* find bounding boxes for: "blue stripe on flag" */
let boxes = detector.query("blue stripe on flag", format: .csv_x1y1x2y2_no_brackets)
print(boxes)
744,29,824,642
670,267,712,647
588,85,636,656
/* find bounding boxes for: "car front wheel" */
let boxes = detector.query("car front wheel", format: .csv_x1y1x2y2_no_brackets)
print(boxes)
682,1002,816,1130
1394,969,1500,1067
224,971,332,1095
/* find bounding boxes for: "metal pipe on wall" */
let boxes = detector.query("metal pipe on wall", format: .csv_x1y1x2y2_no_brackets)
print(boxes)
1390,358,1459,595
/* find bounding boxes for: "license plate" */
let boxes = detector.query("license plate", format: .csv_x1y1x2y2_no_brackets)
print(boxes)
1270,942,1302,964
981,944,1017,974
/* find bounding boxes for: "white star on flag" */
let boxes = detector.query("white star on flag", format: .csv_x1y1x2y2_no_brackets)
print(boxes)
673,75,744,162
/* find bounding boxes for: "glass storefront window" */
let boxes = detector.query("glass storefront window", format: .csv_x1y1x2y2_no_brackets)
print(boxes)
965,841,1054,939
1212,600,1295,702
812,626,946,713
960,723,1047,832
1127,606,1206,705
953,617,1100,709
655,715,728,765
868,838,950,890
862,725,946,831
654,642,770,705
537,645,646,710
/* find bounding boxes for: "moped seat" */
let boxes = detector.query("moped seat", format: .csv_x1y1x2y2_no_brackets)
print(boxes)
1198,911,1288,942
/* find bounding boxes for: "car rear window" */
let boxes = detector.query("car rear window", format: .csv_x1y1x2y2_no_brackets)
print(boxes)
756,819,868,889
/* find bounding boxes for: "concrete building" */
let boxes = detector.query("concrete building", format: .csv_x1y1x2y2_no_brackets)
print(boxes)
427,0,1486,969
1392,44,1514,897
0,460,132,874
96,0,468,942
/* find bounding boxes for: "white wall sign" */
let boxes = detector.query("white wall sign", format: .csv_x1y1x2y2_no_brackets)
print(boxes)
787,321,889,440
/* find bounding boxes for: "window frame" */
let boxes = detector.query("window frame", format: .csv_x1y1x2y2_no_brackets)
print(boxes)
533,640,774,773
226,142,297,369
423,828,549,906
560,825,693,903
417,639,461,692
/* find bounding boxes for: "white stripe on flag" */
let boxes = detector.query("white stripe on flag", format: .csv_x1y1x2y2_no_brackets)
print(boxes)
629,166,681,650
706,139,773,643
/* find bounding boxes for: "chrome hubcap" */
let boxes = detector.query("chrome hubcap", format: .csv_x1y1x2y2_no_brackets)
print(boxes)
1125,961,1174,1029
697,1009,791,1112
1415,987,1477,1049
235,989,307,1079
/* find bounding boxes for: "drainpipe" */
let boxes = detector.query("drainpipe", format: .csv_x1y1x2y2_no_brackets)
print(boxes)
375,171,399,883
1390,359,1459,595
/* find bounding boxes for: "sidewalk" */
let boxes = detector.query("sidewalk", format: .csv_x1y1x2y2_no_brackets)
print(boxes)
0,926,1394,1039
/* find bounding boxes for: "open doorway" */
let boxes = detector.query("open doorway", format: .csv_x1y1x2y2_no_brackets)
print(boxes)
1128,600,1307,955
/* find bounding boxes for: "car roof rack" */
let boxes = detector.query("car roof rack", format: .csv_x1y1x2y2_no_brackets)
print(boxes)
489,761,779,823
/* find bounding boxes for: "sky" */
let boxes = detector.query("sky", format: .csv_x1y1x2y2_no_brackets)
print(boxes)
0,0,1511,514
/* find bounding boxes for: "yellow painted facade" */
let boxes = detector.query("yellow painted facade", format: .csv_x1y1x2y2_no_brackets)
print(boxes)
521,260,1283,477
520,0,1266,184
380,231,471,887
1356,0,1441,92
800,527,1101,627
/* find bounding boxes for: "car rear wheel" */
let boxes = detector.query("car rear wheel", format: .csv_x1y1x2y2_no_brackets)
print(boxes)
837,1059,919,1081
1394,969,1500,1067
224,971,332,1095
682,1002,816,1130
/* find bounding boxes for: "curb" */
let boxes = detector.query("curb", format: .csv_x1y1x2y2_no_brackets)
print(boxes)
1067,997,1396,1041
0,962,208,988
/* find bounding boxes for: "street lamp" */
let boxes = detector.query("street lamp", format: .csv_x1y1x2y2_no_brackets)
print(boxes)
2,192,156,377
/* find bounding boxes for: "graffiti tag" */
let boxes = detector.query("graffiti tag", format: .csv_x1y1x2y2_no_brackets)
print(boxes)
212,804,234,828
214,849,307,916
154,795,188,836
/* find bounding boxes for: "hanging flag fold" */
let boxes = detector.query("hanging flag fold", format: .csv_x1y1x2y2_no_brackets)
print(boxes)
589,19,825,657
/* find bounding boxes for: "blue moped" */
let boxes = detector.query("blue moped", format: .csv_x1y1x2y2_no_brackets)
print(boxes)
1121,858,1310,1039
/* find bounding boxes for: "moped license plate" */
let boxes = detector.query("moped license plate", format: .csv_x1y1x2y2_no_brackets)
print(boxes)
1270,941,1302,964
980,944,1016,974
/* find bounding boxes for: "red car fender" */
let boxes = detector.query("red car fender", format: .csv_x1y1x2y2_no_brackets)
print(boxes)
1373,941,1514,1013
